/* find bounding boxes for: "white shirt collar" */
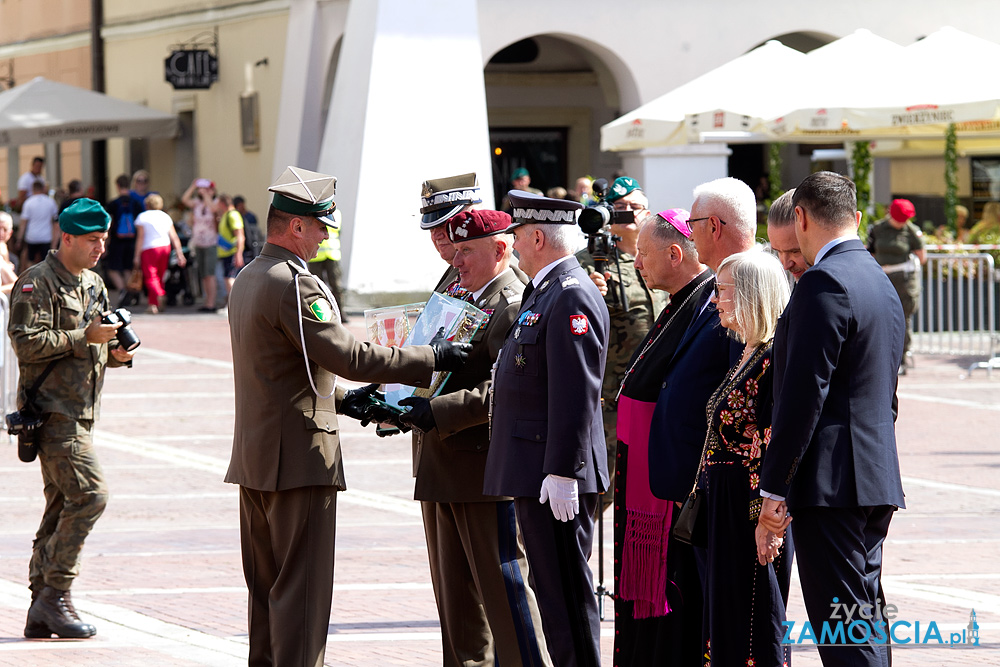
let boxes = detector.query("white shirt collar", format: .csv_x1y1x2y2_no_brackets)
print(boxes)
814,234,859,265
529,256,569,288
471,271,505,302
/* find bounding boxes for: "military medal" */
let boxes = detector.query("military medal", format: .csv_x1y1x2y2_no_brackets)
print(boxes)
515,353,526,369
514,326,521,339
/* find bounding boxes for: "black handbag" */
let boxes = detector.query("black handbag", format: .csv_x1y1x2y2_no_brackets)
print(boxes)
671,488,706,546
670,432,711,547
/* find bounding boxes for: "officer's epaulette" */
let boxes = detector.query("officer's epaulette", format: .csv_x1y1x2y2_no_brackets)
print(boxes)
500,283,522,306
557,270,582,290
286,260,310,275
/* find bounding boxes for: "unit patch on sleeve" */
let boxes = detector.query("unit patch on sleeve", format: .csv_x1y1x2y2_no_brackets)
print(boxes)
309,298,334,322
570,314,589,335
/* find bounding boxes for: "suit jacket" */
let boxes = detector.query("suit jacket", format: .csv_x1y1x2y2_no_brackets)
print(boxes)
413,267,525,503
484,257,610,498
761,238,906,509
225,243,434,492
648,287,738,501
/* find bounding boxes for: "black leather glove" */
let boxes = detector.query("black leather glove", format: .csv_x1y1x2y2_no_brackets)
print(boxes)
428,327,472,372
398,396,436,434
340,383,382,426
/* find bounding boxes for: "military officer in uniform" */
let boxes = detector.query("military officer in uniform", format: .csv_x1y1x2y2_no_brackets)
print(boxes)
576,176,664,513
420,173,481,294
485,191,610,667
225,166,470,667
866,197,926,373
396,208,550,667
9,198,136,639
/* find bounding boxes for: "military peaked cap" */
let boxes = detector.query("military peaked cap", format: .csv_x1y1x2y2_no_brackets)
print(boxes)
419,172,482,229
269,166,339,228
507,190,582,230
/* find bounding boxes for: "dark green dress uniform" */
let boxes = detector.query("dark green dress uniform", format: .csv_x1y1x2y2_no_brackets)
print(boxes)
866,217,924,356
8,251,126,597
575,248,664,511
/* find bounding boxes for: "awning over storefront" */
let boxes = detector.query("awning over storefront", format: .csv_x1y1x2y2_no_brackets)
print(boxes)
0,77,178,147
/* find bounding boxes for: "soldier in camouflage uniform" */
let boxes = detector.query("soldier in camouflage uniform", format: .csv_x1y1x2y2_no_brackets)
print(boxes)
8,199,135,639
576,177,665,512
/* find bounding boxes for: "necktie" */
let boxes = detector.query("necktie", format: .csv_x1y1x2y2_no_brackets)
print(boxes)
522,281,534,303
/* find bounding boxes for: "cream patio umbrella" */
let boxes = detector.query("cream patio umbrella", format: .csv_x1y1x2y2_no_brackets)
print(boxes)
768,27,1000,142
599,40,806,151
0,77,178,147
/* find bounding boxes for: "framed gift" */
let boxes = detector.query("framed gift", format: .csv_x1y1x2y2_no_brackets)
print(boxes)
373,292,487,408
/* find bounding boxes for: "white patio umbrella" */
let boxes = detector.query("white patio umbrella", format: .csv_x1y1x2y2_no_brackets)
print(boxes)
600,40,806,151
0,77,177,147
769,27,1000,142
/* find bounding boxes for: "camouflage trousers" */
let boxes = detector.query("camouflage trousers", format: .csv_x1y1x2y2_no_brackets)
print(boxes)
29,414,108,593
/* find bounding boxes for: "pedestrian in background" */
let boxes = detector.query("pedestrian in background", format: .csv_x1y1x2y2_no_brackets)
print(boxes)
866,197,925,373
133,193,186,314
181,178,219,312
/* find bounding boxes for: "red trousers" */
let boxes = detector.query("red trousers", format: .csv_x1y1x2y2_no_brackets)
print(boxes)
140,245,171,306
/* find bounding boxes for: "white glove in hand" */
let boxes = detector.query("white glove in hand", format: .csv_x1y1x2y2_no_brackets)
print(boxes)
539,474,579,522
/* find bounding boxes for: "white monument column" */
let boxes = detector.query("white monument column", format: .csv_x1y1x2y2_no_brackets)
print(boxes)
317,0,494,294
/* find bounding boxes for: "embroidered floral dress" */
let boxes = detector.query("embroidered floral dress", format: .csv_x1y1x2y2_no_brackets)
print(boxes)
702,342,792,667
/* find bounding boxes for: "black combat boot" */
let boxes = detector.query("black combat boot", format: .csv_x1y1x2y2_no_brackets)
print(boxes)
25,586,97,639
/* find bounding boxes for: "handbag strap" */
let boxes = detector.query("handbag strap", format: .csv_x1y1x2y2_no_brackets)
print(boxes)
686,431,711,497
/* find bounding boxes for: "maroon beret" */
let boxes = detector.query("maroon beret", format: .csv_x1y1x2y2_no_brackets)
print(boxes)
447,209,512,242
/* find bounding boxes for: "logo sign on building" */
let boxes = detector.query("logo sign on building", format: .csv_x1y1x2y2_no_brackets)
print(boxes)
164,50,218,90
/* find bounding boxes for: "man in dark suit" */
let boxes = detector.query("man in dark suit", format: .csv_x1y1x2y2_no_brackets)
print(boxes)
484,191,609,667
397,208,550,666
758,171,905,667
226,166,470,667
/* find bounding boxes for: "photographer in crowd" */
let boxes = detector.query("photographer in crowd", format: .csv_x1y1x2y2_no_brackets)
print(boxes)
576,176,664,513
9,199,136,639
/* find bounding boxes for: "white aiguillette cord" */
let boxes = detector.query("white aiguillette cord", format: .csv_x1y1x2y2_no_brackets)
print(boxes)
295,272,337,399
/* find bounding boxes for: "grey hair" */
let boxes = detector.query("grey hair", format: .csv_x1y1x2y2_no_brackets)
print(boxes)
767,189,796,228
717,247,790,345
532,223,578,254
692,177,757,240
643,211,697,257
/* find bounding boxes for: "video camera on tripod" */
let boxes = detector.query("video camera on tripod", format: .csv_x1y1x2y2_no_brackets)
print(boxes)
577,178,631,310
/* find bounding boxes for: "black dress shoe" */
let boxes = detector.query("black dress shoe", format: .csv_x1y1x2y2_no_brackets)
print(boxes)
25,586,96,639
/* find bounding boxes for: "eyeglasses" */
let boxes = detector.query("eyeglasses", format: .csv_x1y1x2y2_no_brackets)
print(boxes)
712,281,735,299
689,216,727,226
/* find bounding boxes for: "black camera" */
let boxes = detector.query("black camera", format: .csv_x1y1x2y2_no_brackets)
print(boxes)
578,178,636,234
577,178,631,309
6,409,42,436
7,409,43,462
102,308,141,351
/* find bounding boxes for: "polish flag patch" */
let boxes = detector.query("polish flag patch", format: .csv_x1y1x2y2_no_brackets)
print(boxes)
21,283,33,293
570,314,589,335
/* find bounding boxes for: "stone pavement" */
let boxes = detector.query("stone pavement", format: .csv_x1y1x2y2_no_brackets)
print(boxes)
0,307,997,665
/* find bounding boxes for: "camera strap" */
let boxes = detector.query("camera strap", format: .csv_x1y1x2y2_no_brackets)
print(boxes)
82,285,100,325
21,359,61,414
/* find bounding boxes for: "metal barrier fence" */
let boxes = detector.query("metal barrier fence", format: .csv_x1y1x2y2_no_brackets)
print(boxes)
0,292,16,431
912,253,999,373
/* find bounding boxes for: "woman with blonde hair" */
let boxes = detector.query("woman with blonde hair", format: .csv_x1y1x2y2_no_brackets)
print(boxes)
133,193,186,313
700,248,792,667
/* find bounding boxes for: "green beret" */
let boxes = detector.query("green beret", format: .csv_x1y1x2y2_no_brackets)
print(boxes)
59,198,111,235
606,176,642,202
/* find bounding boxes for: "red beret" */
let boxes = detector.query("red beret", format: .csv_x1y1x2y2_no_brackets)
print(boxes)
447,209,512,242
889,199,915,223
